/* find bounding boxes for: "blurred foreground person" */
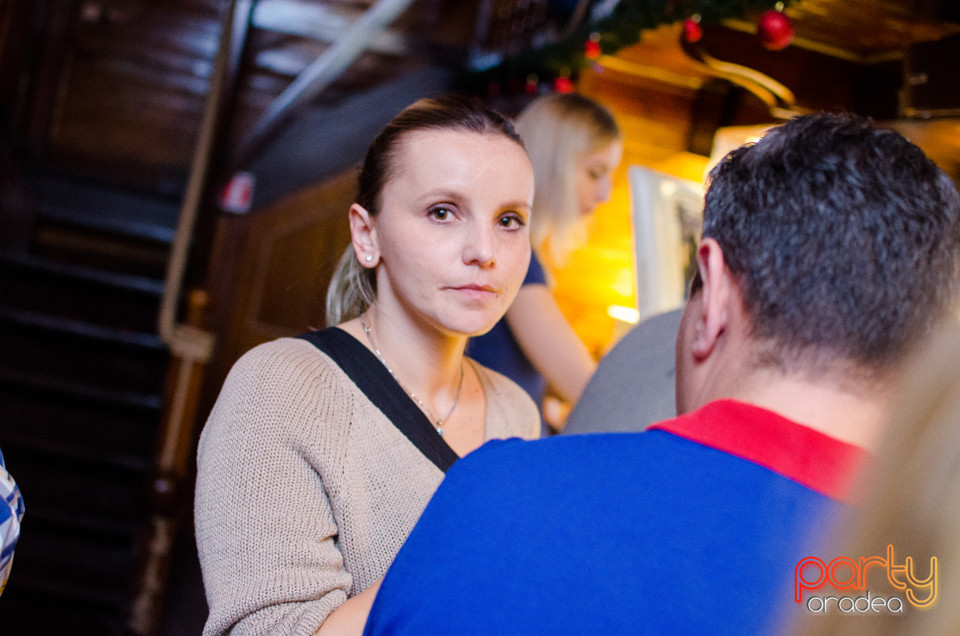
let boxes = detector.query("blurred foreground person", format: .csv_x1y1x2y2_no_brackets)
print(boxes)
363,113,960,635
788,319,960,635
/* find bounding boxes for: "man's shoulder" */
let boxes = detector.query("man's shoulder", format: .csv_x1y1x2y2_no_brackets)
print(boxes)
447,431,672,492
459,431,654,465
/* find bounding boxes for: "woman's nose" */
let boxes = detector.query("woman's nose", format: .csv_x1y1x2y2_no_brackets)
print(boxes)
464,224,497,267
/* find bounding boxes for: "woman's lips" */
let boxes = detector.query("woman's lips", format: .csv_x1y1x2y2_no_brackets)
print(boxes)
450,283,499,300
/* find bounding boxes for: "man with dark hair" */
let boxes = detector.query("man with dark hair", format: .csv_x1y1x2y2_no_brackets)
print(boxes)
362,114,960,634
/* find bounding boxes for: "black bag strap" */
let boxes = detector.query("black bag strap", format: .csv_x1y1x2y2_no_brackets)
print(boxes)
297,328,459,472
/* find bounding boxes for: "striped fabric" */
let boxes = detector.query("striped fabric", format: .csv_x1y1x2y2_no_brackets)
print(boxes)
1,448,25,596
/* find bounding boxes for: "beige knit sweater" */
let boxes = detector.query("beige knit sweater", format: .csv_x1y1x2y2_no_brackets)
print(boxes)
195,336,539,636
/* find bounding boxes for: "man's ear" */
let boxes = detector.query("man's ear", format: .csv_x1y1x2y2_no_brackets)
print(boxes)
349,203,378,268
690,238,734,360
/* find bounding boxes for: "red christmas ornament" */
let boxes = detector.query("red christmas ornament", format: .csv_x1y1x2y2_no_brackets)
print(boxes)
553,76,574,93
585,39,602,60
682,18,702,43
757,9,793,50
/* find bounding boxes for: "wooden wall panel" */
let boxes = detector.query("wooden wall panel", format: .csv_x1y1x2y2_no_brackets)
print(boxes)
46,0,223,182
201,168,357,415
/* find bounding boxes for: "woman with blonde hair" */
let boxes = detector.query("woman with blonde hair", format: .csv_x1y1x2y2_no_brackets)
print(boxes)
468,92,623,432
195,95,540,636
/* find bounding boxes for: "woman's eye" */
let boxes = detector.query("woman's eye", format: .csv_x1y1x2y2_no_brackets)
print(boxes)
498,213,525,229
429,206,453,221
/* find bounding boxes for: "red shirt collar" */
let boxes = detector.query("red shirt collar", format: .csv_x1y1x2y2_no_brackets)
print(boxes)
649,399,869,503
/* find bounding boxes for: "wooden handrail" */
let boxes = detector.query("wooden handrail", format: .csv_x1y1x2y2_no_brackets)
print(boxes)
129,290,212,636
135,2,255,633
680,32,807,121
157,0,255,363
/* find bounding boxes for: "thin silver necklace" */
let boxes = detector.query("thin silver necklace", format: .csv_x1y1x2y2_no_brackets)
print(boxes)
360,312,464,436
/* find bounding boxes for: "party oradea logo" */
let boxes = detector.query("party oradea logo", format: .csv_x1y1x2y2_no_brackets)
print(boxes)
795,545,938,614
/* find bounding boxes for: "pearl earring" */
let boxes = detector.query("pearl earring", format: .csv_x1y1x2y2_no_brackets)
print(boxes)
365,254,374,263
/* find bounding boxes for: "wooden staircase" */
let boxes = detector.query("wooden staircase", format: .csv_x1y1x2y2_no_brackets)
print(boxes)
0,168,179,633
0,1,569,633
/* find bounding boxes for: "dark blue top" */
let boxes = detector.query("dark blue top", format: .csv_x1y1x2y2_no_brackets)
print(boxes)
467,253,548,407
364,400,866,635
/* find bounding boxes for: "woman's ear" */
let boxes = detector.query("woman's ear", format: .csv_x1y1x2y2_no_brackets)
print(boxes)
690,238,733,360
349,203,379,268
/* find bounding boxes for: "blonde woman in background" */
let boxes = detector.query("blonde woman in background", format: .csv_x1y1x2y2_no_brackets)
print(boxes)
195,95,540,636
468,92,623,433
787,319,960,635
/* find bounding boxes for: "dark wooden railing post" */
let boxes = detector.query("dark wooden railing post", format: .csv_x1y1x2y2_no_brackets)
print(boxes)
128,289,212,636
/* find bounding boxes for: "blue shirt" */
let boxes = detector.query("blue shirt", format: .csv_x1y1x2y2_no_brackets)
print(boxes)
364,400,866,635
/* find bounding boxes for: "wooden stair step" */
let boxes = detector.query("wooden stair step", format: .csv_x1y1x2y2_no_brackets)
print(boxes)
2,524,131,609
2,442,145,528
26,169,181,278
0,425,151,473
0,251,164,334
28,169,180,243
0,366,163,411
11,499,140,540
0,376,159,468
31,220,174,280
11,511,137,577
0,309,168,395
